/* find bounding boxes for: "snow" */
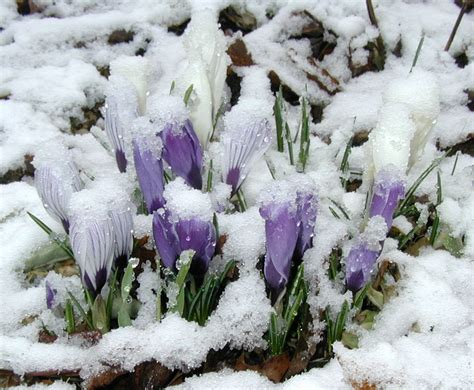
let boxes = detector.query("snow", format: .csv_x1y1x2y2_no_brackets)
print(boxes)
0,0,473,388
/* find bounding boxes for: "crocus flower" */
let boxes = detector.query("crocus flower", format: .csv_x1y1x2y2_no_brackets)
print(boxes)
179,8,229,147
105,96,130,173
160,120,203,189
295,191,318,258
259,180,318,296
132,118,165,213
260,201,299,295
153,210,216,276
223,118,272,194
369,168,405,230
109,201,134,269
69,197,115,296
152,178,216,275
45,281,57,310
34,152,83,234
345,241,380,292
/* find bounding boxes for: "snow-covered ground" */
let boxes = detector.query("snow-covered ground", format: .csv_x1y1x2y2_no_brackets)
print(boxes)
1,0,473,389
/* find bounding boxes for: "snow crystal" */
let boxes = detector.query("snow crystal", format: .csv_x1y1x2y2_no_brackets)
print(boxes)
133,262,160,329
370,102,415,175
147,94,189,129
109,55,150,114
164,177,213,222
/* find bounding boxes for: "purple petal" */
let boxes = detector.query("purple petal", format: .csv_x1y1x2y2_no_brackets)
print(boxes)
133,140,166,213
295,191,317,258
175,218,216,275
345,241,380,292
45,281,57,309
225,167,241,194
260,202,298,293
115,149,127,173
370,170,405,230
161,120,203,190
153,211,179,270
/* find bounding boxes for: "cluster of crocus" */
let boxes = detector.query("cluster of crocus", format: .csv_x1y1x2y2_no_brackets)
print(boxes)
33,144,84,234
345,70,440,291
152,178,216,276
34,142,134,298
259,179,318,298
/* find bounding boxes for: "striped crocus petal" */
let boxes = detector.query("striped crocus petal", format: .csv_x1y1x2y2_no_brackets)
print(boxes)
105,96,133,173
69,215,115,297
34,164,82,234
160,120,203,190
345,241,380,292
370,168,405,230
260,201,298,296
109,204,134,270
223,119,272,194
133,138,165,214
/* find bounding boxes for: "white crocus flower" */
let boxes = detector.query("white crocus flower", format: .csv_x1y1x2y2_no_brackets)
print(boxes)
180,9,229,148
109,56,150,115
368,69,440,179
383,69,440,168
370,102,416,176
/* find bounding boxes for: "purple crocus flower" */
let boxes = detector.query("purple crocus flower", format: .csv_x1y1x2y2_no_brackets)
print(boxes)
69,213,115,297
104,75,139,173
133,133,165,214
260,201,299,295
153,210,216,276
34,161,83,234
345,241,380,292
295,191,318,259
223,119,272,194
369,169,405,230
160,120,203,190
259,183,318,297
45,281,57,309
109,203,134,269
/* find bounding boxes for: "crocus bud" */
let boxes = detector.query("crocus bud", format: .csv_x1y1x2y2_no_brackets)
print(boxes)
109,56,150,115
179,8,229,147
103,186,134,270
345,241,380,292
105,75,139,173
223,117,272,194
383,69,440,168
369,168,405,230
160,120,203,189
153,211,216,275
132,118,165,213
68,191,115,297
260,201,299,295
345,216,388,291
295,191,318,258
152,179,216,275
45,281,57,310
33,144,83,234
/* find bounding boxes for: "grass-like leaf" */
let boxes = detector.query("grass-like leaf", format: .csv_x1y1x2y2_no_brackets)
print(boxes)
183,84,194,106
273,86,284,152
